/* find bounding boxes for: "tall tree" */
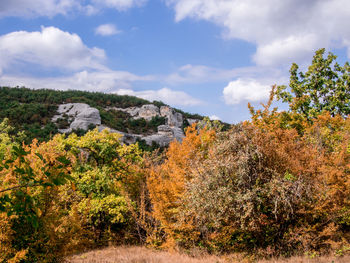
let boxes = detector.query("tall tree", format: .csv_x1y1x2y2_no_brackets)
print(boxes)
277,48,350,119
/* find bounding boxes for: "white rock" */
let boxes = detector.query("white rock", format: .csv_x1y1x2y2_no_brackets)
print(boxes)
107,107,140,117
160,106,183,127
157,125,173,135
52,103,101,132
142,134,173,147
138,104,160,120
141,125,184,146
187,118,199,125
171,127,185,141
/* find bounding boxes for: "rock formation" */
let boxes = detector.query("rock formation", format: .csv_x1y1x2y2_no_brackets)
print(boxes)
53,103,199,146
52,103,101,133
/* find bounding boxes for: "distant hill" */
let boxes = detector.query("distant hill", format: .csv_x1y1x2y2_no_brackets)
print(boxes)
0,86,227,146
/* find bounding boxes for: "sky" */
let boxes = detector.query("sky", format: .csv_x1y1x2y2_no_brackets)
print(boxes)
0,0,350,123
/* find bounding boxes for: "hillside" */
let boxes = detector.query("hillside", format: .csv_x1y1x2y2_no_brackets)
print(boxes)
2,51,350,262
0,86,221,146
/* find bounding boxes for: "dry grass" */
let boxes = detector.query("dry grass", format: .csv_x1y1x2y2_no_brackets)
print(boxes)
65,246,350,263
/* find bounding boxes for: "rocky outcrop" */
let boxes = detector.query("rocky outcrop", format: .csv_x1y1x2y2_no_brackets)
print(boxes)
110,105,184,128
142,125,184,147
109,104,160,121
97,125,142,145
138,105,160,121
52,103,101,133
53,103,196,146
160,106,183,127
187,118,199,125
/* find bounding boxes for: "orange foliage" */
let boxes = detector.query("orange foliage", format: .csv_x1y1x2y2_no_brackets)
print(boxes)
147,124,216,248
0,135,75,262
248,93,350,253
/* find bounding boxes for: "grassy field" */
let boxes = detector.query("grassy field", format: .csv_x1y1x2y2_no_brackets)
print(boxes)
65,246,350,263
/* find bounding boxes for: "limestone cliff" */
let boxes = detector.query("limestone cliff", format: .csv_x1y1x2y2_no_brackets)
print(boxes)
52,103,199,146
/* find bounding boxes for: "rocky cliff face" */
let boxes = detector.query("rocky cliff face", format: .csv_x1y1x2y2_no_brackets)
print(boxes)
52,103,198,146
52,103,101,133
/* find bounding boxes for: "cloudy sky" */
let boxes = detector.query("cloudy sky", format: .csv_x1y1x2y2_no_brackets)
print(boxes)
0,0,350,123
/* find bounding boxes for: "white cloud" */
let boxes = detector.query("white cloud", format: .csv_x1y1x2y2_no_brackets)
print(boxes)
164,64,285,87
0,0,80,18
209,115,220,121
95,24,121,36
253,34,321,67
0,70,153,92
223,78,272,105
115,88,202,106
0,26,154,92
166,64,237,84
165,64,284,84
166,0,350,66
0,26,106,72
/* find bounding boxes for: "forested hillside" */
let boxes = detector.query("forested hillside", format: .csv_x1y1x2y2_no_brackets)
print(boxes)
1,49,350,263
0,87,205,143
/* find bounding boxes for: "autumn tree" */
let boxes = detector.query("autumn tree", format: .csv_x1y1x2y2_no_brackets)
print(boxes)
57,128,145,249
147,124,216,248
0,137,73,263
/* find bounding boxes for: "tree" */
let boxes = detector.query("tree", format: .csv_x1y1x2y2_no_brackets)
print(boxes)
58,128,145,248
0,118,25,161
277,48,350,119
0,137,73,263
147,124,216,248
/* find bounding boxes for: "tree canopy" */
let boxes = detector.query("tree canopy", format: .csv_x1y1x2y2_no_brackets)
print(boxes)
277,48,350,119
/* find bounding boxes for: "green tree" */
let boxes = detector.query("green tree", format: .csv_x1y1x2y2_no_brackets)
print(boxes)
0,118,25,161
277,48,350,119
59,128,144,247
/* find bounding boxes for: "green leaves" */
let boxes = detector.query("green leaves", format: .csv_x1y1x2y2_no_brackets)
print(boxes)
277,48,350,120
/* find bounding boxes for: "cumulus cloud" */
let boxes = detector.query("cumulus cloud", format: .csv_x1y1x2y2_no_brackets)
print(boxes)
0,26,106,72
0,26,154,92
115,88,202,106
223,78,272,105
95,24,121,36
166,0,350,66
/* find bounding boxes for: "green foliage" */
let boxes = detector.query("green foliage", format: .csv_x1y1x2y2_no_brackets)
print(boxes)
0,86,149,109
0,86,203,143
101,109,166,134
127,116,166,134
0,128,147,262
197,117,232,132
136,139,163,152
4,49,350,260
0,86,150,142
58,129,145,247
0,119,25,161
277,48,350,119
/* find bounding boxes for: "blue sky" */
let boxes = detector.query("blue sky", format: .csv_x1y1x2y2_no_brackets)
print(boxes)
0,0,350,123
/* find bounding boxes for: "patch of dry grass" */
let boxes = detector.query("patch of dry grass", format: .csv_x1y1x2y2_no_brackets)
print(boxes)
65,246,350,263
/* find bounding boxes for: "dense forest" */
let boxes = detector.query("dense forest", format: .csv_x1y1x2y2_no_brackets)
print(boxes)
1,49,350,262
0,87,204,143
